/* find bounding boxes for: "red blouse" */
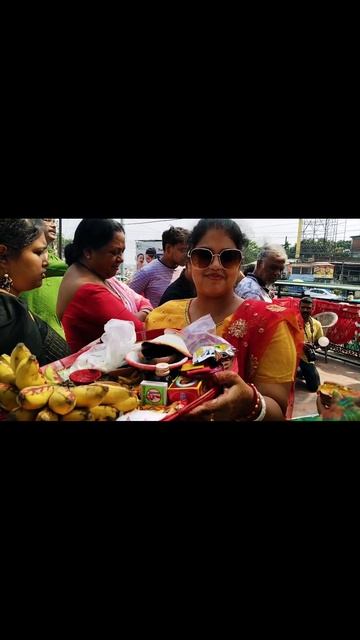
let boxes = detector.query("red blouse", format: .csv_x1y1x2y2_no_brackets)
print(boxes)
62,283,144,353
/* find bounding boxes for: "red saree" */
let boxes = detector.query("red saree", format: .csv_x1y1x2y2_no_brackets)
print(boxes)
223,300,304,419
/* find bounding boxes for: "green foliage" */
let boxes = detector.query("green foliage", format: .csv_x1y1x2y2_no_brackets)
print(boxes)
283,236,290,253
287,239,352,260
243,240,260,264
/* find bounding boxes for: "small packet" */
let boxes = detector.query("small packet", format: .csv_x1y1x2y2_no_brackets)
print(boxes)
192,343,236,367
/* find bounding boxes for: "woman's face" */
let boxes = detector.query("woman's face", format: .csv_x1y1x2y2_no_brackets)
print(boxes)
189,228,240,299
87,231,125,280
137,254,145,268
3,232,49,295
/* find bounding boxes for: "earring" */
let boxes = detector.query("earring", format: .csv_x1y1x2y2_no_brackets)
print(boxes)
0,273,13,292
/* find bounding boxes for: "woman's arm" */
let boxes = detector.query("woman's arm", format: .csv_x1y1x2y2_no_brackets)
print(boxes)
187,371,289,421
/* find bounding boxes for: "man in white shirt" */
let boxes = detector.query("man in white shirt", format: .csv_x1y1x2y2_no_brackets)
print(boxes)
235,243,287,302
129,226,189,308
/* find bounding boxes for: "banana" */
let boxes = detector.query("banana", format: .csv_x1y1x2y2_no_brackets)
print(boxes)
43,366,62,384
89,405,119,421
9,408,38,422
0,383,19,411
97,382,131,406
15,355,48,390
0,361,16,385
0,354,11,366
61,409,94,422
17,385,55,411
10,343,32,373
36,408,60,422
71,384,108,408
48,387,76,415
113,396,139,413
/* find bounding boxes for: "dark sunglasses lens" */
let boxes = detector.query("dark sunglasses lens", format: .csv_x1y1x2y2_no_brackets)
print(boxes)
220,250,242,268
191,249,212,268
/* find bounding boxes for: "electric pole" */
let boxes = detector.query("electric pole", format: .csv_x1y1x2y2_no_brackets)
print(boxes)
295,219,303,259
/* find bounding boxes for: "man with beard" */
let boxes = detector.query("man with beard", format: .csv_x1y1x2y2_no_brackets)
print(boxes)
298,296,324,392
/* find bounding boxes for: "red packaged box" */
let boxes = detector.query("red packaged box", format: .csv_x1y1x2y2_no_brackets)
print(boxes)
167,375,207,404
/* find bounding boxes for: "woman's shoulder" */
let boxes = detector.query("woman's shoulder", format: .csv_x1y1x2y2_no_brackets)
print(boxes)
146,298,191,330
156,299,190,313
236,298,297,317
0,292,26,313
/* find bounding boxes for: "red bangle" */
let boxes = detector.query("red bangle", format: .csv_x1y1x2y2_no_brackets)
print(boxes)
244,383,261,420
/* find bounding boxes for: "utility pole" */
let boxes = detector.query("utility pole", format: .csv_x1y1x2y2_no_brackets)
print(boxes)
295,218,303,259
340,260,345,283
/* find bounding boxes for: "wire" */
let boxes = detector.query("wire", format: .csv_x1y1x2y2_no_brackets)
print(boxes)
123,218,181,226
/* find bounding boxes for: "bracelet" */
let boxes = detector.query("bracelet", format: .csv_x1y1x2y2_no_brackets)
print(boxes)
243,383,261,420
253,393,266,422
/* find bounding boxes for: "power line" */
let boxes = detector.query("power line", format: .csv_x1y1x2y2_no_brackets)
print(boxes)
123,218,181,226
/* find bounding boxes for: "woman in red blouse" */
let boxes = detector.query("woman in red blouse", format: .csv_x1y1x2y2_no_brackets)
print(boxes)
57,219,144,353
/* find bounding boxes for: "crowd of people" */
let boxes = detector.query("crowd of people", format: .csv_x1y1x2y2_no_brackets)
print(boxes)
1,216,346,422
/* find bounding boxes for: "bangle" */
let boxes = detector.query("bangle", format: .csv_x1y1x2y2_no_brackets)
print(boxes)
243,383,261,420
253,393,266,422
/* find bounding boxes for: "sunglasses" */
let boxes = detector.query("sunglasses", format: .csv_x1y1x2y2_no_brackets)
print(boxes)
188,247,242,269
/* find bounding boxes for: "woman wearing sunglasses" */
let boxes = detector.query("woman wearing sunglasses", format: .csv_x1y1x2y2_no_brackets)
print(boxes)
145,218,303,422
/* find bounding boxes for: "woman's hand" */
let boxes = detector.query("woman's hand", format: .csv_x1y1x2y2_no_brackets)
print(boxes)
186,371,254,422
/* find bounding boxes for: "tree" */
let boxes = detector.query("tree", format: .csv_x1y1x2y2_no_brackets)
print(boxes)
243,240,260,264
283,236,290,253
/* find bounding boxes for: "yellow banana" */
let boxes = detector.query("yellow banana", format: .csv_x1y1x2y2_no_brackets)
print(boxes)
10,343,32,373
0,361,16,385
9,408,38,422
17,385,55,411
97,382,131,405
71,384,108,408
0,383,19,411
61,409,94,422
0,354,11,366
36,408,60,422
43,365,62,384
89,405,119,421
113,396,139,413
15,355,48,390
48,387,76,415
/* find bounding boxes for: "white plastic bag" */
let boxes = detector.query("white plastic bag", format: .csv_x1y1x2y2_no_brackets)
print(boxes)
68,319,137,373
178,314,232,353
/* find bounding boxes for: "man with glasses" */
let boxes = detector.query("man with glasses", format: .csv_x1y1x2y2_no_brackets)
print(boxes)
129,226,190,308
235,243,287,302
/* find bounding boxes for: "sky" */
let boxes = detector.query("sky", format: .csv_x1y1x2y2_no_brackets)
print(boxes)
61,218,359,266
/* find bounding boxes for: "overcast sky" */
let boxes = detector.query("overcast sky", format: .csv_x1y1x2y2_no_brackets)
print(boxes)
61,218,359,266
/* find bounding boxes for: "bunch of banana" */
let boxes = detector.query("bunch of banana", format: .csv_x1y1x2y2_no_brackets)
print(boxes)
1,343,140,422
0,343,47,390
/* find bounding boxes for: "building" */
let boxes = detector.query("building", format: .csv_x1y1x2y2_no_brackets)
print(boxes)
351,235,360,258
288,261,334,283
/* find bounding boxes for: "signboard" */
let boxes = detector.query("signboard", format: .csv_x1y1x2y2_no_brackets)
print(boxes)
313,265,334,278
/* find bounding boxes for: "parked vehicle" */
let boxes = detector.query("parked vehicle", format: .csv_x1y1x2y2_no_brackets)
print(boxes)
303,288,339,300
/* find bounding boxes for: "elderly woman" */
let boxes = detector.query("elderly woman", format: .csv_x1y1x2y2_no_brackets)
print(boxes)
21,217,68,338
57,218,144,353
0,218,70,365
146,218,303,421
